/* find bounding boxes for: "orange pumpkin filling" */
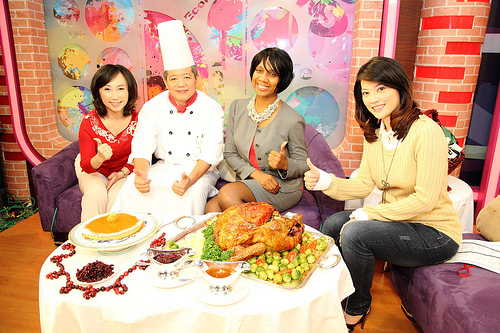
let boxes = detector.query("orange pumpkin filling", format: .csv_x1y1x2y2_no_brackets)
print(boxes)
82,213,144,241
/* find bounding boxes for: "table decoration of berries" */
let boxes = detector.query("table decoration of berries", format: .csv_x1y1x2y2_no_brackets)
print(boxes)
45,232,168,300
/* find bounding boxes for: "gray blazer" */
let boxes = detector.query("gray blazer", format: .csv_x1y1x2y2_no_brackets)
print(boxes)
224,97,308,194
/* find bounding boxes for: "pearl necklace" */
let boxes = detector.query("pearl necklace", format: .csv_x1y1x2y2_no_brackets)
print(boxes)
247,95,280,123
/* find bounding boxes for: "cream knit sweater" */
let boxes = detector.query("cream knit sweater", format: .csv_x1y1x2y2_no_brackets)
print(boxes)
325,115,462,245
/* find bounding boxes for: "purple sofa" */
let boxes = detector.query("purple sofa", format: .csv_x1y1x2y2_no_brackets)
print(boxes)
31,124,345,240
32,140,82,240
391,233,500,333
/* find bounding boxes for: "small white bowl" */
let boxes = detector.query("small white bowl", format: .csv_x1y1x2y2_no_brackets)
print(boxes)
195,260,250,295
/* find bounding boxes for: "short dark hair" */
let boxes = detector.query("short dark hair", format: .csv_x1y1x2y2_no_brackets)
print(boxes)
249,47,294,94
163,65,198,81
90,64,138,117
354,57,421,143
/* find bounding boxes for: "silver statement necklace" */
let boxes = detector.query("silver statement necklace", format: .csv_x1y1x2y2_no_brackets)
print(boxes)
247,95,280,123
381,141,399,204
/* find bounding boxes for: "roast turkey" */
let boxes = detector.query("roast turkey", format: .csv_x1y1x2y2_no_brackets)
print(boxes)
213,202,304,261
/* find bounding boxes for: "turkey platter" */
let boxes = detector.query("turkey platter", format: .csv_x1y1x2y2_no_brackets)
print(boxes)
213,202,305,261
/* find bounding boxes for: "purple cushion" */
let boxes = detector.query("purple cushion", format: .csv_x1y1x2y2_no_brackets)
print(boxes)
391,233,500,333
54,186,82,233
304,124,344,230
32,141,80,232
282,190,321,230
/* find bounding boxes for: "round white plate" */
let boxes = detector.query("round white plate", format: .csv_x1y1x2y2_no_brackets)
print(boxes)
67,260,120,286
146,266,198,289
192,279,249,306
69,212,159,252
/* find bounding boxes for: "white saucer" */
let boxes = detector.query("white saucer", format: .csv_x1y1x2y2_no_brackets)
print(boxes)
192,280,249,306
146,266,197,289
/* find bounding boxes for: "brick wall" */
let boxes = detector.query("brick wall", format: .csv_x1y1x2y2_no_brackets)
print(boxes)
415,0,491,176
333,0,384,176
1,0,68,199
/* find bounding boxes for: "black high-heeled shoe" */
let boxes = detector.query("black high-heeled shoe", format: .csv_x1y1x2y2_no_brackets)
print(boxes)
345,307,371,332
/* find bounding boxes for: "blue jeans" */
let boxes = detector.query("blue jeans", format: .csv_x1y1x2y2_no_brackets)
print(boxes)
322,210,459,316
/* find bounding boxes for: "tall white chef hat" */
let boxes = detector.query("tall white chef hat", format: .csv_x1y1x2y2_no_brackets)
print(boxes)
158,20,195,71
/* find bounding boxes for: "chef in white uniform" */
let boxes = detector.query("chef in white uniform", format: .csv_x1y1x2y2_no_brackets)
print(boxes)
111,20,224,215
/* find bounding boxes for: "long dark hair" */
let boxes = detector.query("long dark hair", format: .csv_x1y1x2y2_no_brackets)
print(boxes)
354,57,421,143
90,64,138,117
249,47,294,94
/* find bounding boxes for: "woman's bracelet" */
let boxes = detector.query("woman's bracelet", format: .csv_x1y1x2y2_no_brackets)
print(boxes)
119,170,127,178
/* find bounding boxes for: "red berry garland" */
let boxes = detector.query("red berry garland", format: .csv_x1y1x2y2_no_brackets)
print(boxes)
46,232,167,300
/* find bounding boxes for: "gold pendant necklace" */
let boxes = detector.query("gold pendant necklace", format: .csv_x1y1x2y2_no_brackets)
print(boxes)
381,141,399,204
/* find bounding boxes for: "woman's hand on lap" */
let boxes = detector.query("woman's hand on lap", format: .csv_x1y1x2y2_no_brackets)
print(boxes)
106,172,121,190
252,171,280,194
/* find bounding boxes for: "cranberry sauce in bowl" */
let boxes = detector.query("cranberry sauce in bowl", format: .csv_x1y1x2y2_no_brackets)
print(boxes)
153,252,182,264
142,247,196,277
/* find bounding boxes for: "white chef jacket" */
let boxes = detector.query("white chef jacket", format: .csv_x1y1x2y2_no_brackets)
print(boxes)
111,90,224,216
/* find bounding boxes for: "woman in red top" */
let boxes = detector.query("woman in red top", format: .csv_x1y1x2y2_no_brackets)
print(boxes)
75,64,138,222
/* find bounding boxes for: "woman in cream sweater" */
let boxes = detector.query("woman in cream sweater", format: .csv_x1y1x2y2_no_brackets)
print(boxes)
305,57,462,331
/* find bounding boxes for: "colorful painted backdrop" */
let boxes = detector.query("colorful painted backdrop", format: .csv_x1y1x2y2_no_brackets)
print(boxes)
44,0,355,148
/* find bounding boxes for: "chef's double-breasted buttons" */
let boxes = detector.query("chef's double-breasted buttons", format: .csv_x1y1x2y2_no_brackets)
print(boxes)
257,157,262,161
161,106,200,161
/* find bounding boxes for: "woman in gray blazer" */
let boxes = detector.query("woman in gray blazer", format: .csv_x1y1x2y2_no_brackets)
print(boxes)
206,48,308,212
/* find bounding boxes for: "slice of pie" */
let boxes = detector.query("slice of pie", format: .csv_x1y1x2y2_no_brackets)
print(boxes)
82,212,144,241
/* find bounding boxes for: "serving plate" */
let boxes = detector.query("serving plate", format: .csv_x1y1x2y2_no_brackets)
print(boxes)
69,211,159,253
168,215,335,290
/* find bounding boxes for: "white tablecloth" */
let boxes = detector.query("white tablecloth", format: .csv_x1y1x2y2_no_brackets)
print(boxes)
344,172,474,233
39,214,354,333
